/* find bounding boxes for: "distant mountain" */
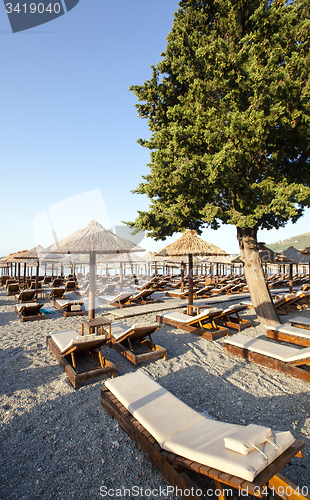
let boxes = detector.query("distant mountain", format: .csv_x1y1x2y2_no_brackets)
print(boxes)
268,232,310,253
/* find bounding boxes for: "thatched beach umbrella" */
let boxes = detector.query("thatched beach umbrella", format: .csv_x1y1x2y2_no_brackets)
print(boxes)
200,254,232,276
156,230,228,306
99,252,146,289
299,247,310,279
14,245,44,286
43,220,144,318
142,251,165,275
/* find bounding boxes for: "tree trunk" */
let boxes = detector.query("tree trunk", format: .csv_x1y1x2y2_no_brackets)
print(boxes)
237,227,280,326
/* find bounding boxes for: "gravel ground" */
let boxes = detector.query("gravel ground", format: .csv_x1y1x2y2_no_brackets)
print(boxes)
0,286,309,500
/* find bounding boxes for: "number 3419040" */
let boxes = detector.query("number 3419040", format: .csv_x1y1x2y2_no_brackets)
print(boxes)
5,3,61,14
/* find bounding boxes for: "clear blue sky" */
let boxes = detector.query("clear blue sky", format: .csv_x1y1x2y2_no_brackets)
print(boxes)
1,0,309,258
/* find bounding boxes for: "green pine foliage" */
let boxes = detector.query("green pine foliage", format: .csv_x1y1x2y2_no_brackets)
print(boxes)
128,0,310,241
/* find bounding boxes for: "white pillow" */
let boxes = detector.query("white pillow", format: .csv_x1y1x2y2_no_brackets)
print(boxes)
224,424,273,455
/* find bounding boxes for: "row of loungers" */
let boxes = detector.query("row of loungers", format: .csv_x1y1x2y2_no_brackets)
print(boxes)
47,322,167,388
241,290,310,315
157,305,253,340
15,298,86,321
98,289,158,308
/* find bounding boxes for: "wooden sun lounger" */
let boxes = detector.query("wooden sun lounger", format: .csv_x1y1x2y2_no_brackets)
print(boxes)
48,287,66,299
101,371,307,500
129,289,158,305
213,305,253,332
274,294,304,315
98,291,135,308
223,334,310,383
110,321,167,366
15,302,45,322
165,287,200,299
51,278,63,288
53,299,85,317
157,308,229,341
15,289,36,303
7,283,20,296
64,280,76,292
289,316,310,330
47,329,116,389
266,322,310,347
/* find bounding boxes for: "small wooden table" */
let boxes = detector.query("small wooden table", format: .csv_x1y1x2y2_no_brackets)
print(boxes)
81,317,112,338
34,289,45,299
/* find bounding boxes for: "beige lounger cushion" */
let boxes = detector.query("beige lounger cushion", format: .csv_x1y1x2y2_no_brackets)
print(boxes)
105,371,204,445
163,419,293,482
224,333,310,363
55,300,82,311
290,316,310,328
111,322,132,340
223,333,299,361
267,323,310,339
51,330,101,354
111,322,158,341
106,372,294,482
16,302,39,313
99,292,133,304
159,308,222,325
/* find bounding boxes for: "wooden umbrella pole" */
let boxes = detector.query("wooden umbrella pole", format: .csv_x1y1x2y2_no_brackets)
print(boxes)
120,262,123,291
35,260,39,289
88,251,96,319
181,261,185,292
289,263,293,294
188,254,193,307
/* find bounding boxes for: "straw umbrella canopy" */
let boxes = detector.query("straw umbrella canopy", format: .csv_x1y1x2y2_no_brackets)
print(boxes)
13,245,45,286
98,252,146,286
42,220,145,318
156,230,228,306
299,247,310,255
299,247,310,278
142,251,166,275
1,250,29,278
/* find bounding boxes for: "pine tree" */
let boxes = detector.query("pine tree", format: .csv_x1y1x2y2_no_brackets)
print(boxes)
128,0,310,325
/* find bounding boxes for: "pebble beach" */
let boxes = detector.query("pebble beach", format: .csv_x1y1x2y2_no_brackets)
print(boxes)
0,286,309,500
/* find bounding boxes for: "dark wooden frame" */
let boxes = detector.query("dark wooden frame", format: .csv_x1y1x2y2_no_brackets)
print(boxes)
53,299,85,317
223,343,310,383
15,303,45,322
15,290,37,303
214,306,253,332
48,287,66,300
156,313,229,341
111,325,167,366
101,386,305,500
129,289,158,306
266,327,310,347
47,335,116,389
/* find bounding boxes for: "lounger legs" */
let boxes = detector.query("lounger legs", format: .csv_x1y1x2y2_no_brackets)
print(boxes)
214,481,228,500
268,473,310,500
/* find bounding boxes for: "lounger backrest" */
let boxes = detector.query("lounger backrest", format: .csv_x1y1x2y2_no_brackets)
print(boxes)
51,330,106,354
132,289,153,300
284,346,310,363
113,292,133,302
111,322,158,342
190,308,223,323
